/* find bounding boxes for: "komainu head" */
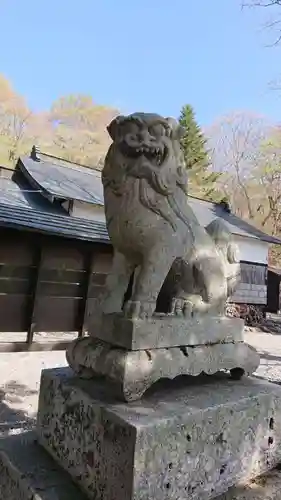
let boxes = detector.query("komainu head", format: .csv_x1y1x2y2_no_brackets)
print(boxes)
104,112,188,197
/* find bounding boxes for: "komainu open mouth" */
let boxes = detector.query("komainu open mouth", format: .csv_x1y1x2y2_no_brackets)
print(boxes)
124,143,167,166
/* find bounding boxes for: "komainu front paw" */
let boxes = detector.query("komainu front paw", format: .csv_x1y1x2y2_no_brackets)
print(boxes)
123,300,155,319
123,300,141,319
171,298,193,318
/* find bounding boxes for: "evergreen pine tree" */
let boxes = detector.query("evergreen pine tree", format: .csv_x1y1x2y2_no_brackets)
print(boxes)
179,104,221,201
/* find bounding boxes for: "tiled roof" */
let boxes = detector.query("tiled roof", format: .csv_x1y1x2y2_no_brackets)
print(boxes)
13,151,281,246
0,202,109,242
0,176,109,243
19,153,104,205
0,176,64,213
188,197,281,246
268,267,281,276
0,204,109,243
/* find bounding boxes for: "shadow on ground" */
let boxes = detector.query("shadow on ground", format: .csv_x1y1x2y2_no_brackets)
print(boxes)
0,381,36,437
251,318,281,336
258,352,281,363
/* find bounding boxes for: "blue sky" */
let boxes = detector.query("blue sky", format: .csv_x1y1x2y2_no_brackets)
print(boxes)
1,0,281,125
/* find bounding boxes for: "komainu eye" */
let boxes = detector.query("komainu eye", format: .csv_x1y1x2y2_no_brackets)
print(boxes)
149,124,165,138
126,122,139,136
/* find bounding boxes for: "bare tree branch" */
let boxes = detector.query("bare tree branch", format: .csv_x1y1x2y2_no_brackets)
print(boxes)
242,1,281,7
242,0,281,45
206,111,270,220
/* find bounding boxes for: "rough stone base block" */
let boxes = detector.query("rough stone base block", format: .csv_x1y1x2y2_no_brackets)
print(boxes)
37,368,281,500
2,432,281,500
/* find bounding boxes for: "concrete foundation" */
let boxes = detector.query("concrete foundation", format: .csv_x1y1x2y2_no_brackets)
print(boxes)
34,367,281,500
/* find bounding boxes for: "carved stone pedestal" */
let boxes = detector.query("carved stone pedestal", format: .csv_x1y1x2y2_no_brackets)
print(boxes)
66,314,260,401
89,313,245,350
66,336,259,401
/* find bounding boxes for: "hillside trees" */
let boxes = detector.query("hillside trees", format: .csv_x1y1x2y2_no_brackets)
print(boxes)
0,74,118,169
49,95,117,166
0,75,33,165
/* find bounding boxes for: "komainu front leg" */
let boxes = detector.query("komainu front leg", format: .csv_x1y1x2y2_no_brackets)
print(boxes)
125,249,176,319
102,251,134,315
170,259,197,317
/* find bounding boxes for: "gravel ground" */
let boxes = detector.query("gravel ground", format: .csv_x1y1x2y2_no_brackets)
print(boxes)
245,329,281,384
0,350,67,436
1,324,281,436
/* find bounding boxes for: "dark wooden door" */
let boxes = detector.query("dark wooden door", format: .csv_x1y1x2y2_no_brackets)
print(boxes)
267,270,280,313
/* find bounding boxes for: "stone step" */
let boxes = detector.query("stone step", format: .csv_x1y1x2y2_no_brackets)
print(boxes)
0,430,87,500
1,430,281,500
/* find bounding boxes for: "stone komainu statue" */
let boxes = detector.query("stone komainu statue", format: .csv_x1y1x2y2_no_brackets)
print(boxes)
102,112,240,319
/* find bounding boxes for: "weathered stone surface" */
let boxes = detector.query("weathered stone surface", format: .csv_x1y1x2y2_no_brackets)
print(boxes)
3,431,281,500
0,430,86,500
93,313,244,349
37,368,281,500
102,112,240,319
66,336,259,401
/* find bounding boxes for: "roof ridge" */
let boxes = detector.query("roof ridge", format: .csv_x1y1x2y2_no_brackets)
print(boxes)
37,149,102,173
188,194,216,204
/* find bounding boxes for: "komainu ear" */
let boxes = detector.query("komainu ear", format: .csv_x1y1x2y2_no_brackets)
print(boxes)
165,118,185,140
227,243,240,264
177,125,186,140
107,115,126,141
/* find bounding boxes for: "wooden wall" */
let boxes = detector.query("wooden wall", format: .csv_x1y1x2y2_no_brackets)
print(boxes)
240,262,267,285
0,228,112,343
0,226,272,349
230,261,267,306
